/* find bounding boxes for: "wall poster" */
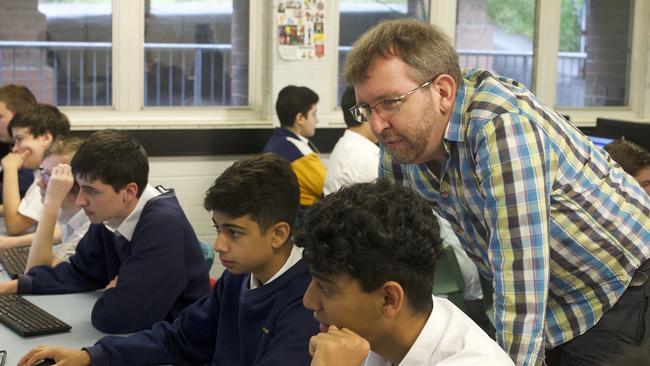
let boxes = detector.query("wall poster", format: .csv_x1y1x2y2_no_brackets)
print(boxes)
276,0,325,60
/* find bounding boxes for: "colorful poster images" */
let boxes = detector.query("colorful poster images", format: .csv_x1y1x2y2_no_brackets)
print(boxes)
276,0,325,60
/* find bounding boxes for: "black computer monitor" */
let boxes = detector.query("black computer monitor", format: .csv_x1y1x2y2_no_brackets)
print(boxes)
585,134,616,149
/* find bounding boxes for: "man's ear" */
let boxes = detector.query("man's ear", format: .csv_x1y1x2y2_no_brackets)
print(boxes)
39,132,54,145
122,182,139,203
381,281,405,320
294,112,306,127
433,74,457,114
270,221,291,249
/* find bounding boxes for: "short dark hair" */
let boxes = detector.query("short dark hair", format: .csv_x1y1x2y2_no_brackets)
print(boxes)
0,84,37,114
9,103,70,139
344,19,462,89
71,130,149,198
275,85,319,128
204,153,300,233
604,139,650,176
296,179,442,313
341,85,361,128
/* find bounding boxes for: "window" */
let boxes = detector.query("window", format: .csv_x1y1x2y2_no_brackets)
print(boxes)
337,0,430,102
0,0,112,106
144,0,249,107
455,0,536,89
555,0,632,107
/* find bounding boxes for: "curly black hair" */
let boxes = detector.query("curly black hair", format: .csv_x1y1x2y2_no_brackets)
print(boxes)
296,178,442,313
204,153,300,233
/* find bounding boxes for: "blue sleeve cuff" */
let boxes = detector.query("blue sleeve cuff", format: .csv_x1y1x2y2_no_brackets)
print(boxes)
16,274,33,294
83,345,107,366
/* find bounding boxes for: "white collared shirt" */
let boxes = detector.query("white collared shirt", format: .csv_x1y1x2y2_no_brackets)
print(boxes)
249,245,303,290
53,208,91,261
324,129,379,195
363,296,514,366
103,185,161,242
17,170,44,221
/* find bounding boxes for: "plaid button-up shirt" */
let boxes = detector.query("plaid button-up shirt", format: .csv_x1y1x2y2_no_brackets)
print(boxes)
380,68,650,366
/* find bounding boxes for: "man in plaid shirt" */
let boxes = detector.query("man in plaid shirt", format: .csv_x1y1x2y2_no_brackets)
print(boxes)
343,19,650,366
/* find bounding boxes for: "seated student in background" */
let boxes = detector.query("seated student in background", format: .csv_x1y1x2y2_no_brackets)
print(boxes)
605,139,650,196
264,85,326,207
0,129,210,334
0,103,70,239
18,153,319,366
299,179,514,366
25,136,90,271
323,85,379,195
0,84,37,205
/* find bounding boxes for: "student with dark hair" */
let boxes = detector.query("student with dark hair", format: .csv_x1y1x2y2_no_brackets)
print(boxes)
25,136,90,271
323,85,379,195
0,84,37,205
1,103,70,237
605,139,650,196
0,84,37,143
264,85,326,207
298,179,513,365
17,153,318,366
0,129,210,334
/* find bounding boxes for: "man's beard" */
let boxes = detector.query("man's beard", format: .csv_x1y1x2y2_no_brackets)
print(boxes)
381,101,434,164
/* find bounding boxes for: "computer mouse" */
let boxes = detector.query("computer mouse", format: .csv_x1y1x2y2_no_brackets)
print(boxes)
34,359,56,366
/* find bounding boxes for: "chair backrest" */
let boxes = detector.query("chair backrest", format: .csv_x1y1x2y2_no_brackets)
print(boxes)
432,245,467,312
433,245,465,295
199,240,214,272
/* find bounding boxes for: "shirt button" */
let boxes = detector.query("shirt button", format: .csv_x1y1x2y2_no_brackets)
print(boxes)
441,191,449,199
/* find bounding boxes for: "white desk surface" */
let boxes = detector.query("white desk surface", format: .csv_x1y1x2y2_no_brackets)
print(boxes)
1,272,108,365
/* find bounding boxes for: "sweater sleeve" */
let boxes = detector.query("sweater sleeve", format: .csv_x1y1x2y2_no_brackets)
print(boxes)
17,226,109,294
90,213,193,334
86,284,221,366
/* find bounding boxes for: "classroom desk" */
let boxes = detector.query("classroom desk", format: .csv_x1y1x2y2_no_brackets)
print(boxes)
0,272,108,365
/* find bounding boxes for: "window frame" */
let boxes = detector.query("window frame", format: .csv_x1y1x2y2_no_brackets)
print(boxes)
431,0,649,126
63,0,267,129
54,0,649,128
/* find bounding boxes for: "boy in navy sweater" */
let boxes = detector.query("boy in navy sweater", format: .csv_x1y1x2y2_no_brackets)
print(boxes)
0,130,210,334
18,153,319,366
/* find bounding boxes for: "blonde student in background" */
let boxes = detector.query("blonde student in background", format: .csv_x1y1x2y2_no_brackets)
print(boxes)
25,136,90,271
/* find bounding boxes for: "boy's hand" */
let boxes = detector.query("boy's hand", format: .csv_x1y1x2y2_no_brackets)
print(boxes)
1,151,29,171
44,164,75,207
105,276,119,289
0,279,18,294
309,325,370,366
18,346,91,366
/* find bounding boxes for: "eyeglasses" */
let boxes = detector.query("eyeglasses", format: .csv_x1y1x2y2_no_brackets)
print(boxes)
349,76,438,123
0,350,6,366
38,166,51,184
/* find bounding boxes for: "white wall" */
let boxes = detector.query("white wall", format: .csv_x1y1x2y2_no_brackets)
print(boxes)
148,155,250,276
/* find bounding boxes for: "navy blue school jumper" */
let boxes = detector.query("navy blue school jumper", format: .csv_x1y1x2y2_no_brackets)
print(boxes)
85,259,318,366
16,190,210,334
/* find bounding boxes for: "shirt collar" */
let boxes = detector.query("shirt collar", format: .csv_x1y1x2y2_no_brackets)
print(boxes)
398,296,439,365
59,208,88,229
103,185,161,241
445,75,470,144
249,245,303,289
